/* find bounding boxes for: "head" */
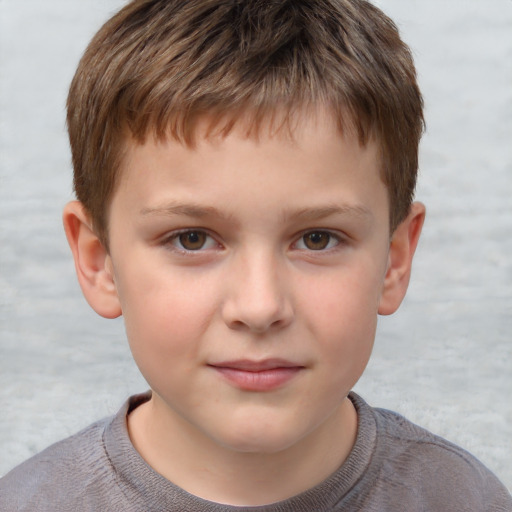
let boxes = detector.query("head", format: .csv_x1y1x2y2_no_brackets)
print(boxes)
63,0,425,490
67,0,424,248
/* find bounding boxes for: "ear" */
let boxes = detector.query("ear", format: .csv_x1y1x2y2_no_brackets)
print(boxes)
63,201,122,319
378,202,425,316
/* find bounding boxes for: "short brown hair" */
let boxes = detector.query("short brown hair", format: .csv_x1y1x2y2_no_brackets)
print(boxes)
67,0,424,245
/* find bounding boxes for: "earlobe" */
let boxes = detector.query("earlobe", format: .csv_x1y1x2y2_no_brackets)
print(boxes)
378,202,425,316
62,201,122,319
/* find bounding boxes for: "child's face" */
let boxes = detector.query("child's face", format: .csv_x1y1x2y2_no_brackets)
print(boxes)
102,112,394,453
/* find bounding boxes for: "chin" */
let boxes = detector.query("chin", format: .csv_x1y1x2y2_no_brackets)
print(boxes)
213,420,305,455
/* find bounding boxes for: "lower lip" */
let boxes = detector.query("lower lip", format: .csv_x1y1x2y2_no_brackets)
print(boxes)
211,366,303,391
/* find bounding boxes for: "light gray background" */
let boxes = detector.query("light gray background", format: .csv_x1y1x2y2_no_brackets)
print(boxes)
1,0,511,491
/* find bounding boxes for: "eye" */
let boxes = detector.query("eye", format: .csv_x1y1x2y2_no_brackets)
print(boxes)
295,231,340,251
169,230,217,251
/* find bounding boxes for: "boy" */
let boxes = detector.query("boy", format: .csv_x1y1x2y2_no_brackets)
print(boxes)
1,0,510,510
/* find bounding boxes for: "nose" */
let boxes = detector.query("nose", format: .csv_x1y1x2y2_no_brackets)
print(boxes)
221,250,294,333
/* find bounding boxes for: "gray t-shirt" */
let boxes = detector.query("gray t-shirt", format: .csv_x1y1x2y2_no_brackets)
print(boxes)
1,392,511,511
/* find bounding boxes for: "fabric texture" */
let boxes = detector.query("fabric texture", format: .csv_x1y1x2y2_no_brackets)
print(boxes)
1,392,511,511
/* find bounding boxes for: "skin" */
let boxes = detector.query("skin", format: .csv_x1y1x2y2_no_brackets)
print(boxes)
63,110,424,506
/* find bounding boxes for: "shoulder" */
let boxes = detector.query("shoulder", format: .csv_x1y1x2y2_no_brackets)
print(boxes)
373,404,489,474
0,416,117,512
369,402,512,510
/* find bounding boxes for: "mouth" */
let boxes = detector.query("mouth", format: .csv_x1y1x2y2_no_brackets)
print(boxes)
207,359,305,392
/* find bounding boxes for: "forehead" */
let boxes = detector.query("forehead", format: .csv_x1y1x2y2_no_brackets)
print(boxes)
111,109,388,230
121,107,377,174
120,106,382,175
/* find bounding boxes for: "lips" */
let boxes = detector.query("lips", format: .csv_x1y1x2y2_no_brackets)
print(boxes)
208,359,305,392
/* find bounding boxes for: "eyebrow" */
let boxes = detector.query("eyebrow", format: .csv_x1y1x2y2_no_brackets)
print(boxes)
140,203,232,220
284,204,373,222
140,202,372,223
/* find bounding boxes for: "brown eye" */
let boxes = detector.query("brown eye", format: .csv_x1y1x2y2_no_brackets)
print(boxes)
178,231,208,250
302,231,333,250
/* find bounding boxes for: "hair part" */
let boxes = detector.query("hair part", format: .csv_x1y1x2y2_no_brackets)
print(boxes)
67,0,424,246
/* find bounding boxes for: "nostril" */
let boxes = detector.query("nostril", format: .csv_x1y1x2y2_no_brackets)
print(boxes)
228,319,249,331
223,300,294,333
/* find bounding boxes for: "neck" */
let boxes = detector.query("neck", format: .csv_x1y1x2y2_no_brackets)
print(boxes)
128,394,357,507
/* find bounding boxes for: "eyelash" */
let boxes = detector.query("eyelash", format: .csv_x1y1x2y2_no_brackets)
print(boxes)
162,229,345,254
163,229,220,253
294,230,343,251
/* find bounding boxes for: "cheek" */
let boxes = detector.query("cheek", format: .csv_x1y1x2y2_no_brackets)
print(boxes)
122,291,213,398
303,262,382,330
299,264,381,375
115,267,219,367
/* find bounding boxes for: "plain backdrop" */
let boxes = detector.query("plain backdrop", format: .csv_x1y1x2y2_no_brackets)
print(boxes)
1,0,511,491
